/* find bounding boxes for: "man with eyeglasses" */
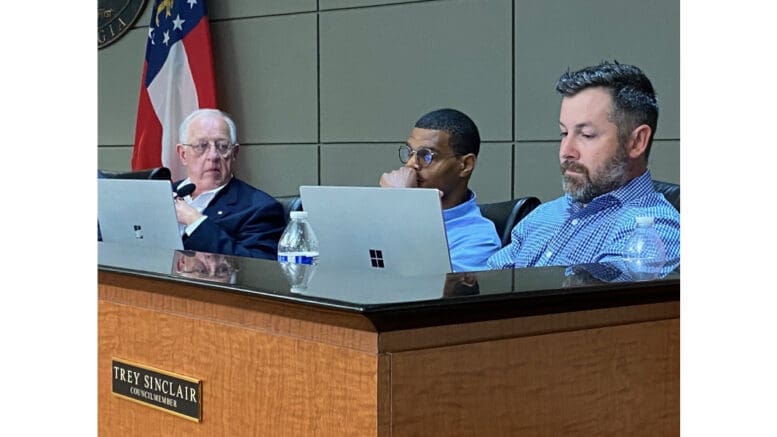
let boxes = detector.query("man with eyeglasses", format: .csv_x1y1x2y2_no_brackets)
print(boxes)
379,108,501,272
173,108,285,259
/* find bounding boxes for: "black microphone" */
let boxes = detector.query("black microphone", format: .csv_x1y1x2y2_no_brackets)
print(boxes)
176,183,196,198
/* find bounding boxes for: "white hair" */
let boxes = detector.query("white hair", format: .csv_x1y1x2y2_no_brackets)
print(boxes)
178,108,238,144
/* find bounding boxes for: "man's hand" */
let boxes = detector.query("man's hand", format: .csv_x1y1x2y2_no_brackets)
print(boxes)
380,167,418,188
379,167,443,200
174,198,204,226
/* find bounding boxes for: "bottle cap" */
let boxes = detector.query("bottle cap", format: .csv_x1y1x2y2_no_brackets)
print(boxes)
290,211,308,220
635,216,654,226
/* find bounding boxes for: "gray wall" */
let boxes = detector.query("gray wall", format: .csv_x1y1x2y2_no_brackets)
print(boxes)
98,0,680,203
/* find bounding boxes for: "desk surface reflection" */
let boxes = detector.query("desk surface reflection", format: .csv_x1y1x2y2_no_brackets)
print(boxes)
98,242,679,330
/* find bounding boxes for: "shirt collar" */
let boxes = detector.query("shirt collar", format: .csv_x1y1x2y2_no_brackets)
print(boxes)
177,175,232,201
443,190,476,221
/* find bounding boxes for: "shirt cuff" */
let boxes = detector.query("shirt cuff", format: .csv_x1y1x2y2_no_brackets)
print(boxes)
185,215,208,236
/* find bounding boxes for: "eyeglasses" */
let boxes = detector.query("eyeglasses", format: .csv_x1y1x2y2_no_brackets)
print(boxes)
398,144,460,168
179,260,235,280
182,141,236,158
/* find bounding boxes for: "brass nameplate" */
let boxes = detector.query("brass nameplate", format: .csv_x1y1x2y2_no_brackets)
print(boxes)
112,358,202,422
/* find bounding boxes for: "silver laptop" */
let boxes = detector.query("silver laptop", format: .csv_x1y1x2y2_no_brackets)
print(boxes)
98,179,184,250
299,186,452,276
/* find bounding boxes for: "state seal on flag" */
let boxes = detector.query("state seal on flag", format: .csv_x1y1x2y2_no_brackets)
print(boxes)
98,0,148,49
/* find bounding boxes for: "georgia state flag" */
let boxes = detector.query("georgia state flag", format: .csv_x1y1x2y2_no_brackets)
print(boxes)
131,0,217,181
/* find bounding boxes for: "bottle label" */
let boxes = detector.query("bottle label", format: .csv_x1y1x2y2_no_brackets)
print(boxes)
277,254,316,265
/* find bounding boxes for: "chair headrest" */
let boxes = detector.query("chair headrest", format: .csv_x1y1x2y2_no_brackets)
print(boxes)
98,167,171,180
652,180,680,212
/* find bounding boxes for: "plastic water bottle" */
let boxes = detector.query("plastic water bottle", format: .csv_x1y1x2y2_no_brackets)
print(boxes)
277,211,319,292
623,216,667,281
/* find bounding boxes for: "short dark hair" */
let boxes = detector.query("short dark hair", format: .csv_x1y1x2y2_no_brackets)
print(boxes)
556,61,658,160
414,108,480,156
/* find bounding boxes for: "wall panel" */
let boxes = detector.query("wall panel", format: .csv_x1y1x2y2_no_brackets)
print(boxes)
514,141,562,202
211,15,319,145
470,143,513,203
320,0,415,10
235,144,319,197
321,143,397,187
319,0,512,142
515,0,680,141
647,140,680,184
98,147,134,173
98,28,147,146
209,0,317,19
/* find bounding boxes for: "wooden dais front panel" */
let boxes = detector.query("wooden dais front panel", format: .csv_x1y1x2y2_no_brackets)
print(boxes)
99,271,679,436
387,318,679,436
99,279,380,436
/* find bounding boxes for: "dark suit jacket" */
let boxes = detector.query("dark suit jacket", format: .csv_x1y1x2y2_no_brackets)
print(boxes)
180,177,285,260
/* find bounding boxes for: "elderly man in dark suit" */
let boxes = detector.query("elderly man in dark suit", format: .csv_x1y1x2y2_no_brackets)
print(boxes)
173,108,285,259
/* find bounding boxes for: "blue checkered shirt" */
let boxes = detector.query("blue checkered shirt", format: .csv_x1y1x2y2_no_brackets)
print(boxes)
486,171,680,274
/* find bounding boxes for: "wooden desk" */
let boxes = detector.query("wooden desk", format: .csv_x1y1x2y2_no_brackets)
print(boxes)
98,243,679,436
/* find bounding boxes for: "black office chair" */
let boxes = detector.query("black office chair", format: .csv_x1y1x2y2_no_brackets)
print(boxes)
653,180,680,212
276,196,303,224
479,196,541,247
98,167,172,180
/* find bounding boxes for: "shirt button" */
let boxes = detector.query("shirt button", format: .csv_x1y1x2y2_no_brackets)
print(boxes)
571,219,579,225
545,250,552,258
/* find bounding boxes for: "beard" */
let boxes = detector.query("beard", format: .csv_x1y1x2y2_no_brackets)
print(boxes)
561,145,629,204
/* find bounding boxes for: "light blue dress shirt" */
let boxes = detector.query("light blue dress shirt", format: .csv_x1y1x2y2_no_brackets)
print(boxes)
444,190,501,272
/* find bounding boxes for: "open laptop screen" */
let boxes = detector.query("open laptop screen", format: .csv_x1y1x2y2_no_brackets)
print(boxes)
299,186,451,276
98,179,184,251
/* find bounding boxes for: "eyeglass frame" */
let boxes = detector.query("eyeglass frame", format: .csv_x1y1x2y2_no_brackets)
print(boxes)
181,140,238,158
398,144,462,168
